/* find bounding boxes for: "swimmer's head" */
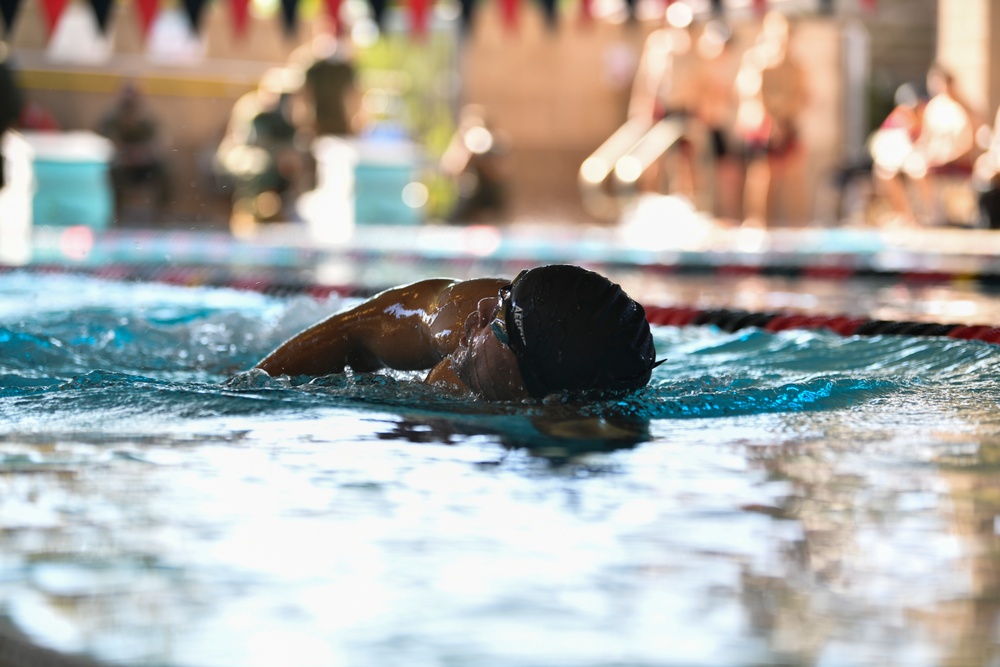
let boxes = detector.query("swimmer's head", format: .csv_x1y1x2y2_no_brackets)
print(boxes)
492,265,658,398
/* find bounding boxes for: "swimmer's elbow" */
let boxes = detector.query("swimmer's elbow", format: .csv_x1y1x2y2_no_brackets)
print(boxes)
255,342,382,378
255,347,343,377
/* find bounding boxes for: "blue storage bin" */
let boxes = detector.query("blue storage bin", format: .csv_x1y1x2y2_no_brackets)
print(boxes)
22,131,114,229
33,158,113,229
355,162,420,226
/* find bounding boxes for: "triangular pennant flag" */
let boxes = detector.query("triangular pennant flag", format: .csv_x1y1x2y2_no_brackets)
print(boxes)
86,0,115,32
368,0,387,29
409,0,430,37
229,0,250,38
280,0,298,35
499,0,518,31
623,0,637,21
324,0,343,34
40,0,68,36
578,0,592,24
135,0,159,37
181,0,208,32
458,0,477,34
0,0,22,35
537,0,557,30
751,0,766,15
860,0,876,12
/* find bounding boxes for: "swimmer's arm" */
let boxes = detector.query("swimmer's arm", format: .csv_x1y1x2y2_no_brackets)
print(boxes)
256,277,506,378
255,278,461,377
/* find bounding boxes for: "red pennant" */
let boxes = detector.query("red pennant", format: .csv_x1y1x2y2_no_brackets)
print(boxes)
134,0,158,37
499,0,518,31
409,0,430,36
578,0,592,24
40,0,68,36
860,0,876,11
229,0,250,38
752,0,767,15
324,0,343,33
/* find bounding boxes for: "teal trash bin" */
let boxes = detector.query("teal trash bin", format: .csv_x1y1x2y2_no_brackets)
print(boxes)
25,131,114,229
353,139,422,226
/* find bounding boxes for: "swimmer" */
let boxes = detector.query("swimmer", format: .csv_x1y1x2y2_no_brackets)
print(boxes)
256,264,659,401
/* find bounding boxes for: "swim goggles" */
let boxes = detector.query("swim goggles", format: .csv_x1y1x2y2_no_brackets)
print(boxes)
490,269,527,353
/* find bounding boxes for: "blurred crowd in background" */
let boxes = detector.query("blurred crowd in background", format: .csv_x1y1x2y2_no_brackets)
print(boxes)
1,0,999,234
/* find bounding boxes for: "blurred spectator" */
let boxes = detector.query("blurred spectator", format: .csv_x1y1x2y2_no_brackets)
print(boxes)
289,33,361,140
869,82,927,224
439,104,510,223
0,43,24,191
690,19,742,220
975,105,1000,229
628,13,698,199
872,64,978,226
734,12,808,227
215,68,307,232
97,81,171,219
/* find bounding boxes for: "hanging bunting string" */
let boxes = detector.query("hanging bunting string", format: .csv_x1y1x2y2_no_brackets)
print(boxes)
0,0,875,45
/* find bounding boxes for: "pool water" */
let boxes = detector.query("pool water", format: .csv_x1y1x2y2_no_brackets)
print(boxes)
3,270,1000,666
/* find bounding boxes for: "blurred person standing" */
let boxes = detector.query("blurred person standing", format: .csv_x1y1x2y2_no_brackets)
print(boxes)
215,68,306,233
290,33,361,141
97,81,172,221
0,42,24,191
734,12,808,227
869,82,927,225
627,9,699,199
690,19,742,221
439,104,510,223
975,104,1000,229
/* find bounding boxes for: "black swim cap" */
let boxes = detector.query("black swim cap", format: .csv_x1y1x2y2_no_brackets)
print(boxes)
502,265,657,398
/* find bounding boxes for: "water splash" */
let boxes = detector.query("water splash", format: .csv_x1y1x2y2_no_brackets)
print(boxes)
1,272,999,449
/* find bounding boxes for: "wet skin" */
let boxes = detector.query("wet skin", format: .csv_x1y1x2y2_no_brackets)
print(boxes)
255,278,529,400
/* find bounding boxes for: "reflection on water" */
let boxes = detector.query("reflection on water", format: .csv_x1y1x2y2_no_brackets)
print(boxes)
1,272,1000,666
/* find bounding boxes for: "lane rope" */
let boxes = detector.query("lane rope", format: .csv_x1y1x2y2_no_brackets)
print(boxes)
6,263,1000,345
644,305,1000,345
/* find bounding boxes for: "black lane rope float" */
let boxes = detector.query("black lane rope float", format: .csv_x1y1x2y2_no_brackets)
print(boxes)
644,305,1000,345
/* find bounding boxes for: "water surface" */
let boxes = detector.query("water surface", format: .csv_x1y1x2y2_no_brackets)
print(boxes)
2,271,1000,667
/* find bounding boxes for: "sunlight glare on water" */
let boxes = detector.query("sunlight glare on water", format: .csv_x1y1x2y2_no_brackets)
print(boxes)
1,272,1000,666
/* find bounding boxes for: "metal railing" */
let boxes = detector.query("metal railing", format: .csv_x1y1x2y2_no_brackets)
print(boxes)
578,115,685,220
